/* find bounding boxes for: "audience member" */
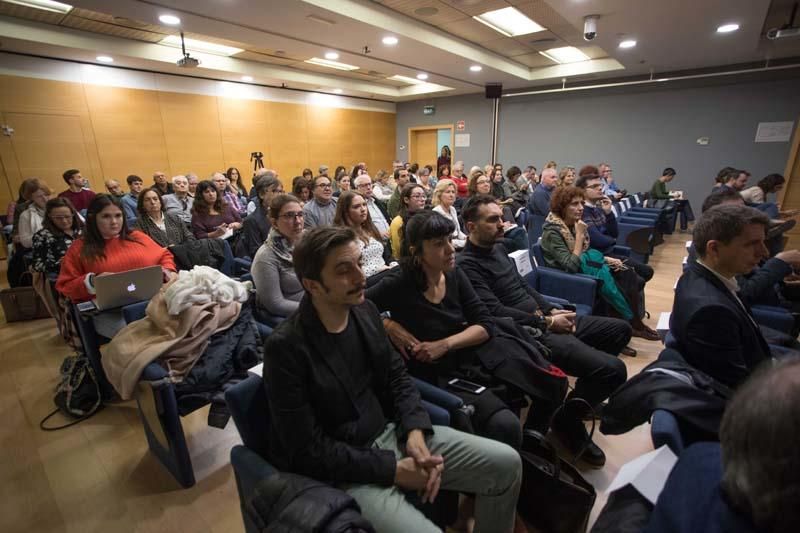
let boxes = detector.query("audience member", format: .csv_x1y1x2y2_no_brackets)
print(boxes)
332,170,350,198
541,186,658,339
32,197,83,276
212,171,243,216
249,168,271,198
408,162,419,184
438,164,451,180
431,179,467,249
352,175,390,236
58,169,95,212
161,175,194,224
671,205,775,388
9,178,41,243
318,164,329,178
558,166,576,188
741,173,787,219
437,145,451,171
598,163,622,199
303,175,337,228
237,174,284,258
389,184,426,259
265,225,521,532
503,165,530,203
529,167,557,217
251,194,305,317
226,167,248,215
459,195,631,464
291,176,311,205
17,181,50,249
468,170,492,196
190,180,242,239
386,168,410,219
334,191,391,278
134,188,194,247
121,174,143,224
56,194,176,337
490,168,507,200
650,167,693,231
371,169,393,201
152,170,173,196
417,166,434,201
105,179,124,198
450,161,469,198
544,160,558,170
186,172,199,196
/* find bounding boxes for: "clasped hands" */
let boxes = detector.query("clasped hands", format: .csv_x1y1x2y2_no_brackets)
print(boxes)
384,319,449,362
395,429,444,504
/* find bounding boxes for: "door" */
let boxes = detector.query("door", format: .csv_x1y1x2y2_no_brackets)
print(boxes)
777,119,800,249
409,128,439,171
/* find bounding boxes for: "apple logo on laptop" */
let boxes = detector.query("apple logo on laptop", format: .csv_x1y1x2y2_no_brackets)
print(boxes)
127,283,137,293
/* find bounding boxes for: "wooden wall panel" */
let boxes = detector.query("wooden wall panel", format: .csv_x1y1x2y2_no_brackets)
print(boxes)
267,102,309,187
370,112,397,175
83,85,169,185
217,97,271,189
340,110,371,173
0,75,86,115
778,119,800,249
306,106,346,175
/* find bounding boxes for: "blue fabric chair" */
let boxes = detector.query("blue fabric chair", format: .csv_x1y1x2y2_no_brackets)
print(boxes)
524,269,595,316
650,409,686,454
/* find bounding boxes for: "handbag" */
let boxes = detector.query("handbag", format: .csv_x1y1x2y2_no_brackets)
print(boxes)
40,354,103,430
517,399,598,533
0,271,52,322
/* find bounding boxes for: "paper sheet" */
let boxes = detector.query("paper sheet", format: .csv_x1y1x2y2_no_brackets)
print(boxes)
606,445,678,504
249,362,264,377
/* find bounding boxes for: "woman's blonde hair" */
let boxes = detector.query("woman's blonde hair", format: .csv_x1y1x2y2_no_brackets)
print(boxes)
431,178,456,207
544,160,558,170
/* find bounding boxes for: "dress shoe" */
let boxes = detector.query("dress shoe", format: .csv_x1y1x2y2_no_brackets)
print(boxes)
632,325,660,341
621,345,637,357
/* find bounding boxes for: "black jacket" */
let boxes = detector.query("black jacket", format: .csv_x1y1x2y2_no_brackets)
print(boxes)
264,296,432,486
670,261,772,388
169,237,227,271
247,471,374,533
237,204,271,259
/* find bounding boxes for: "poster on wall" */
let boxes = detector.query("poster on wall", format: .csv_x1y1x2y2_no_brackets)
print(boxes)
455,133,470,147
755,121,794,143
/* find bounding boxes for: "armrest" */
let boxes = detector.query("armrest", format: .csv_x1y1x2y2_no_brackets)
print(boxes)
141,361,169,381
752,305,794,334
122,300,149,324
413,377,464,412
233,257,252,276
543,295,569,308
612,245,631,257
529,266,597,309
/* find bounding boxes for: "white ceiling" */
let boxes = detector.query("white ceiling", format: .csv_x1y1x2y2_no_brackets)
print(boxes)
0,0,798,101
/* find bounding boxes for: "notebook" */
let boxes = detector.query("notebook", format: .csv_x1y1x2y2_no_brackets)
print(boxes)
93,265,163,310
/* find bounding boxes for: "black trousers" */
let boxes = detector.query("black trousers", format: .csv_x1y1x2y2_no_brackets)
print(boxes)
609,253,654,282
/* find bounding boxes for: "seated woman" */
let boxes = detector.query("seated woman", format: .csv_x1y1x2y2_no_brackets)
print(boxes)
333,191,391,278
558,166,576,188
431,179,467,249
32,197,83,276
417,167,434,203
367,210,568,450
17,181,51,249
190,180,242,239
251,194,305,318
371,169,394,201
332,170,351,199
741,173,798,220
134,188,194,247
490,168,507,200
225,167,249,216
291,177,311,206
541,186,659,340
389,183,427,259
56,194,177,338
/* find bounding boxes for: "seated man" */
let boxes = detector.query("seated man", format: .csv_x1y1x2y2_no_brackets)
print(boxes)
458,195,630,466
303,175,337,228
58,168,96,212
576,170,654,282
353,174,390,238
671,205,777,388
104,179,124,199
264,226,522,533
528,167,557,217
121,174,143,224
161,175,194,224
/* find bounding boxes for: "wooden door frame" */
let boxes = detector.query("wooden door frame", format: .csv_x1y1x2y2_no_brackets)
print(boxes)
408,124,454,168
777,117,800,207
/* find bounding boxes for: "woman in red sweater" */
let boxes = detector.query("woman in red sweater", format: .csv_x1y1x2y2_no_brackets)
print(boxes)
57,194,176,337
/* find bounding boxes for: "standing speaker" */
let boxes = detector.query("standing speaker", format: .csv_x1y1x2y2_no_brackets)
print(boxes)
485,83,502,99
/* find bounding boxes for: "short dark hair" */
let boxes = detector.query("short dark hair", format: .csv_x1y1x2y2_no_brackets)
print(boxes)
409,163,419,174
136,187,164,216
720,358,800,532
394,168,407,181
701,189,743,213
293,225,357,285
662,167,676,177
62,169,80,185
268,193,301,221
574,172,600,189
399,210,455,291
506,166,521,180
256,175,282,199
292,177,310,196
461,194,497,224
757,173,785,194
43,197,83,236
692,204,769,257
715,166,736,184
550,186,584,219
126,174,143,186
578,165,599,178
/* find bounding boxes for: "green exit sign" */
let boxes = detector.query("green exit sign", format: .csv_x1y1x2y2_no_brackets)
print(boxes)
423,105,435,115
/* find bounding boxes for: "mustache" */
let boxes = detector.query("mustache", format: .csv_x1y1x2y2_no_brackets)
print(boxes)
348,284,367,295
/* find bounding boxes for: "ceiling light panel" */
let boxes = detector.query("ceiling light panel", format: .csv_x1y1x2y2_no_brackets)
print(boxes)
469,65,482,72
2,0,72,13
473,7,546,37
382,36,399,45
324,51,339,60
716,23,740,33
619,40,637,49
539,46,590,64
304,57,359,71
96,55,113,62
160,35,243,56
388,74,424,85
158,14,180,25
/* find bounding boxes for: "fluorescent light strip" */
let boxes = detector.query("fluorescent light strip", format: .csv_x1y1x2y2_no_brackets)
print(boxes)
473,7,545,37
304,57,359,71
159,35,243,56
388,74,424,85
539,46,590,64
2,0,72,13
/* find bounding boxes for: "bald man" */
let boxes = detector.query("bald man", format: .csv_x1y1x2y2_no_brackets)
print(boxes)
529,167,558,217
105,179,124,199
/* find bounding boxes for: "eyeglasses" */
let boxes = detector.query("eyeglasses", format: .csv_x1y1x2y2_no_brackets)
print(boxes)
279,211,304,220
316,183,332,189
410,194,427,199
356,182,372,188
476,179,491,185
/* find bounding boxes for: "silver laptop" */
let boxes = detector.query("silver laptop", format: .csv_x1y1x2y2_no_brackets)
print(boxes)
93,265,163,310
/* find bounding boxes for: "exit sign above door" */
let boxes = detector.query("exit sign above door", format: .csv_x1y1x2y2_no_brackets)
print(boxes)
423,105,435,115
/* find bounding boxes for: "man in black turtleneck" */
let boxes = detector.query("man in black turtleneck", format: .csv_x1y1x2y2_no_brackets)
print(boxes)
458,194,632,467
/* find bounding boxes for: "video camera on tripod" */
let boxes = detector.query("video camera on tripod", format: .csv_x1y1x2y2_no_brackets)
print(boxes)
250,151,264,173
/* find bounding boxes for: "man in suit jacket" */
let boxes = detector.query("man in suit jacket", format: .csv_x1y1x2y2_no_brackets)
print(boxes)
264,226,521,533
236,175,283,258
671,204,777,388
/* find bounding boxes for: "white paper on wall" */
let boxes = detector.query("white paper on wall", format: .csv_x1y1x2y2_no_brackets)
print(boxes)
755,121,794,143
455,133,470,147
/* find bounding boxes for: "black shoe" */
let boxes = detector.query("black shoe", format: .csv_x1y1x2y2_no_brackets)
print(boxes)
767,219,796,240
621,346,637,357
582,402,606,420
550,415,607,468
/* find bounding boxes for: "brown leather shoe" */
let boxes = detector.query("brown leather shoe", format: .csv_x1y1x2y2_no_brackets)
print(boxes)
621,345,637,357
632,327,660,341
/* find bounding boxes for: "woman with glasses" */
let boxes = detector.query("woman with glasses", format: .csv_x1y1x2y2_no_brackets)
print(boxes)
251,194,306,317
134,187,194,248
389,184,427,259
32,197,83,276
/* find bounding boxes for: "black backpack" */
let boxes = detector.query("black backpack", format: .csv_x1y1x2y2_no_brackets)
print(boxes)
40,354,103,430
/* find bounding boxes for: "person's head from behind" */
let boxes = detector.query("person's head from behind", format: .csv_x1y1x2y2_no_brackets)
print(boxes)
418,166,431,184
312,175,333,202
400,210,456,288
394,168,410,188
693,204,769,276
256,175,284,209
19,177,43,202
468,171,491,196
400,184,426,217
374,169,388,184
550,186,585,225
211,172,227,193
701,189,744,213
137,187,163,217
105,179,122,196
409,163,419,175
462,195,505,247
63,169,84,189
293,226,365,308
544,160,557,170
83,194,130,258
127,174,143,195
432,179,457,208
559,166,576,187
44,197,82,236
575,171,604,203
540,168,558,189
318,165,329,177
757,173,785,195
661,167,677,182
194,180,222,214
720,358,800,533
171,175,189,195
30,182,52,209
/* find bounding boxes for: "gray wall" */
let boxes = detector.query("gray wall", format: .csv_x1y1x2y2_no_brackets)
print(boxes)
396,76,800,211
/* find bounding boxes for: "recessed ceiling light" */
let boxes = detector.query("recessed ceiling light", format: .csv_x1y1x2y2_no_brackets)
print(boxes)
96,55,113,63
158,14,181,26
1,0,72,14
416,73,429,80
324,51,339,60
469,65,483,72
241,75,253,82
539,46,590,64
304,57,359,71
619,39,637,49
333,88,343,94
473,6,546,37
382,36,399,45
717,23,740,33
160,35,243,56
388,74,425,85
